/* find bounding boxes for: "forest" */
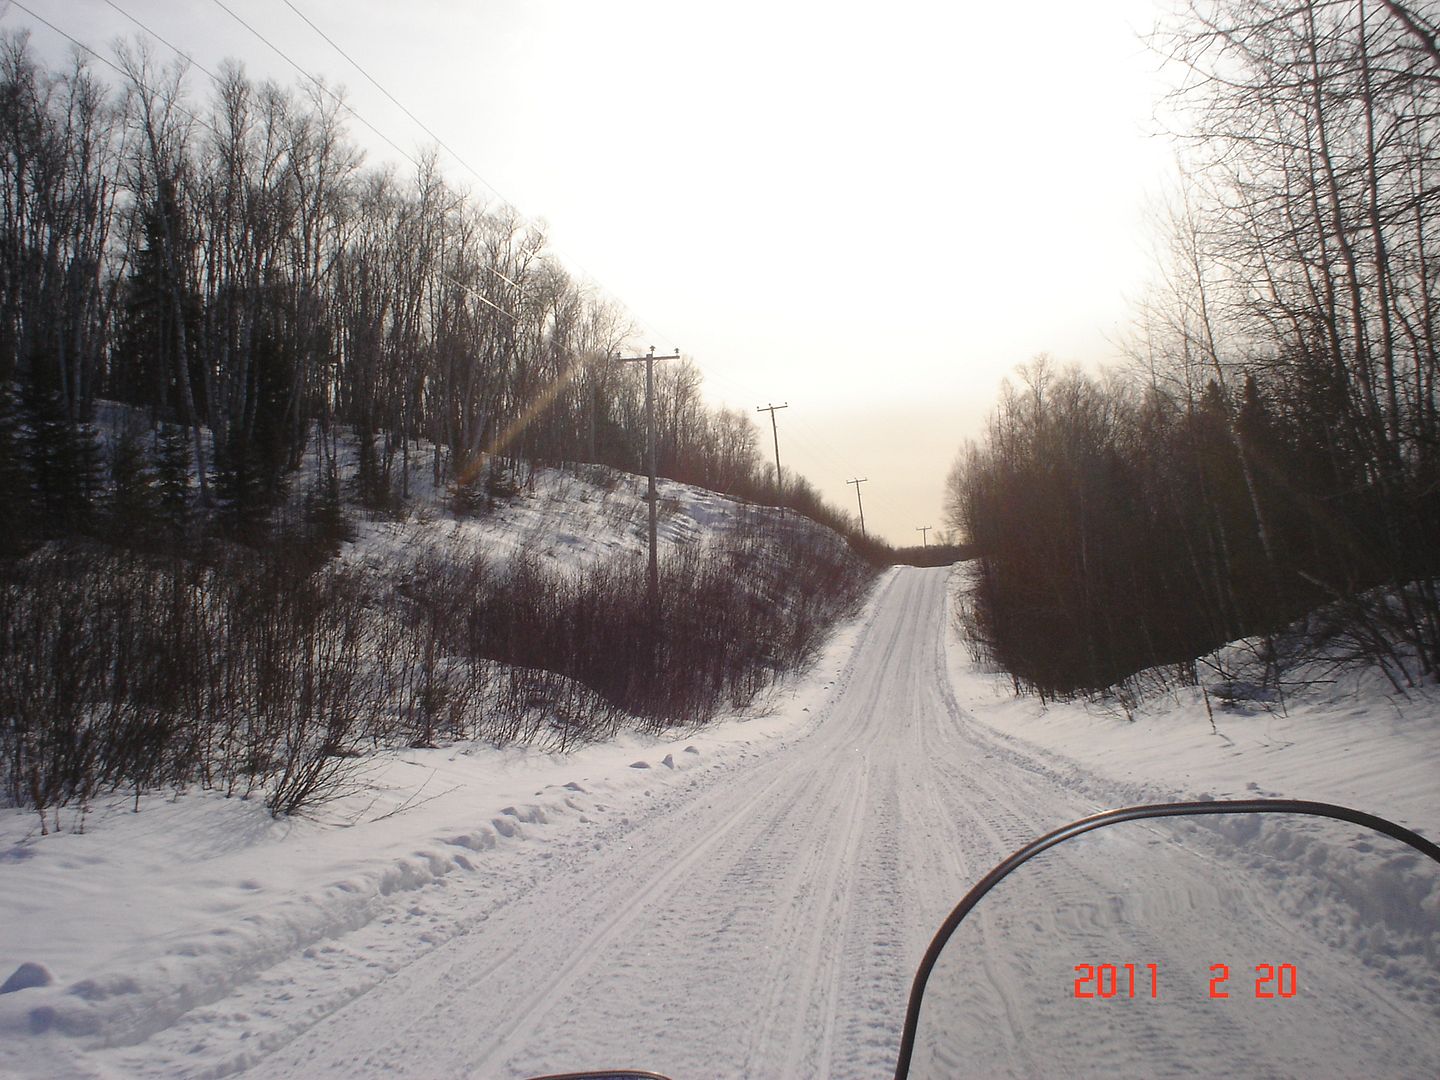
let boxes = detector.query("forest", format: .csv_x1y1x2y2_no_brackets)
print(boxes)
0,31,885,820
0,29,874,554
949,0,1440,698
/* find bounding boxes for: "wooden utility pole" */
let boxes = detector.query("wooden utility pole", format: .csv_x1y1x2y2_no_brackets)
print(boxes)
617,347,681,624
757,402,788,511
847,477,868,538
917,525,932,547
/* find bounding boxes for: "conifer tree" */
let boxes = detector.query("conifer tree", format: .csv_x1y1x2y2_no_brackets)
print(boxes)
109,422,158,545
0,383,33,556
303,458,353,558
152,422,191,540
212,426,271,543
20,380,102,538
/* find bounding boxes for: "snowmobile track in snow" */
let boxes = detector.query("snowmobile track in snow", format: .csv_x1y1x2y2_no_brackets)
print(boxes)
229,566,1104,1079
59,565,1433,1079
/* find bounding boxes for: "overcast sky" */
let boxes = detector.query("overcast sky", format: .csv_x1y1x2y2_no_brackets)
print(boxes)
7,0,1177,545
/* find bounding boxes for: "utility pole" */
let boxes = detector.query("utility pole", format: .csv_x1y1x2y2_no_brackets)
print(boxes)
617,347,680,629
757,402,788,512
917,525,932,547
847,477,868,538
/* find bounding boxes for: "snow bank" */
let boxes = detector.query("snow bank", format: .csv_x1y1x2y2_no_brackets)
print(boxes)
0,725,777,1063
943,566,1440,840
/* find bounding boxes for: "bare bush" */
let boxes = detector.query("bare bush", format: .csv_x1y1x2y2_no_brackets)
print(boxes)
0,544,373,818
454,520,872,731
1,503,874,822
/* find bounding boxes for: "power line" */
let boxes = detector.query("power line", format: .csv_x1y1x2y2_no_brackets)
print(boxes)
99,0,220,83
701,362,880,501
271,0,522,298
280,0,505,207
438,268,516,321
83,0,515,318
607,340,905,534
693,351,916,534
197,0,674,342
259,17,939,532
203,0,422,171
10,1,908,536
273,0,682,350
5,0,225,142
7,0,113,72
199,1,730,390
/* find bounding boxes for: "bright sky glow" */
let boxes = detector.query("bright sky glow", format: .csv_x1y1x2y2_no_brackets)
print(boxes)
9,0,1177,544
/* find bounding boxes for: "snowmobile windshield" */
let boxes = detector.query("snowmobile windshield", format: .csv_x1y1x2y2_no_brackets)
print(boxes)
896,800,1440,1080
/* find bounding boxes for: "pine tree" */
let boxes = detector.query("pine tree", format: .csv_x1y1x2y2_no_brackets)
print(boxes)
152,423,191,541
212,426,270,543
355,431,394,513
66,417,105,536
0,382,34,556
109,422,159,545
303,458,353,557
109,189,205,417
20,380,102,538
21,379,67,534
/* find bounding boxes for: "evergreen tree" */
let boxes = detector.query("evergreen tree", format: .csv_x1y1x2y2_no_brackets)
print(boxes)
0,382,34,556
354,431,394,513
212,425,273,543
20,380,103,538
152,422,191,540
67,418,105,536
303,458,353,558
109,422,158,545
109,189,205,418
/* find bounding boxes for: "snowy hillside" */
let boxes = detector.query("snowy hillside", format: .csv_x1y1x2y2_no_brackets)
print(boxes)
340,460,800,574
2,441,875,823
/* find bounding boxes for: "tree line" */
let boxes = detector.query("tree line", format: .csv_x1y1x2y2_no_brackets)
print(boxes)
0,31,888,820
948,0,1440,697
0,31,844,553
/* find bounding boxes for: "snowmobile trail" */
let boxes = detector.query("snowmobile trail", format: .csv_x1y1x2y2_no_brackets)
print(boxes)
50,561,1434,1077
68,564,1426,1080
208,565,1106,1080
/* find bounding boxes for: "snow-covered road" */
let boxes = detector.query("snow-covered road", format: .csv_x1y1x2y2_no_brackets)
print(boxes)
7,565,1438,1079
222,566,1109,1078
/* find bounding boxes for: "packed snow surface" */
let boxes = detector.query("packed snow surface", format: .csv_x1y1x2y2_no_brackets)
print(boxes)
3,565,1438,1078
